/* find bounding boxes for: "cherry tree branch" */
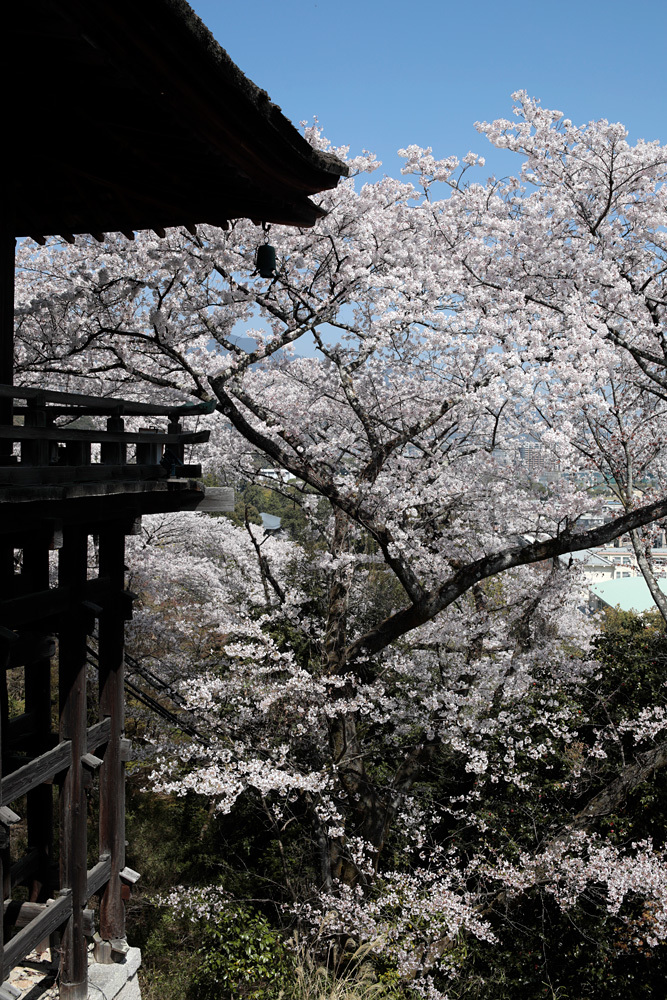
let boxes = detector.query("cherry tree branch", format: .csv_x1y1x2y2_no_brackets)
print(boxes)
345,495,667,662
210,378,427,605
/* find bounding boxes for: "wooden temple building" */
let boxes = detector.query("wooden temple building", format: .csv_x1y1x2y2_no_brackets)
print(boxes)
2,3,346,997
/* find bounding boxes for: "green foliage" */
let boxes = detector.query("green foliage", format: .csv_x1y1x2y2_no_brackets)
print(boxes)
126,787,225,999
430,609,667,999
222,481,313,540
127,596,667,1000
586,607,667,843
222,491,263,529
138,910,200,1000
190,905,291,999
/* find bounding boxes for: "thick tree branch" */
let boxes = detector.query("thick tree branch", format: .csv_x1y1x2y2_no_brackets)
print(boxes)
346,495,667,662
210,377,426,604
569,740,667,831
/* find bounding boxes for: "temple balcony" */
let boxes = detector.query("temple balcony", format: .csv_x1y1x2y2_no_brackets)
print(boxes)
0,384,229,530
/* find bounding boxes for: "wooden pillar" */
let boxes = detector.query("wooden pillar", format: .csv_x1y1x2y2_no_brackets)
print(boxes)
58,529,89,1000
0,232,14,465
167,417,184,470
22,542,53,904
0,543,12,930
101,416,126,466
98,527,126,945
0,580,8,980
65,441,90,467
22,398,48,468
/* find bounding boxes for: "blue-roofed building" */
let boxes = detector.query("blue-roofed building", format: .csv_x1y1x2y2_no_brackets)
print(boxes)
590,577,667,614
260,512,282,533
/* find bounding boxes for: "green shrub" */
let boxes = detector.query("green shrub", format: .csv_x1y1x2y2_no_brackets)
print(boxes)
191,903,292,999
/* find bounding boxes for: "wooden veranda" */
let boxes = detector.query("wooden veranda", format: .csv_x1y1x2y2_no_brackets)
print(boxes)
0,386,211,993
2,2,347,996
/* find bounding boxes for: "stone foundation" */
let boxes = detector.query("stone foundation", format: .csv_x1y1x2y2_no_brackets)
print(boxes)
5,947,141,1000
87,948,141,1000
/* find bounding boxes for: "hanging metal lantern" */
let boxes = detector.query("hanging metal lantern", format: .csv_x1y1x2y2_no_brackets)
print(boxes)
256,242,276,278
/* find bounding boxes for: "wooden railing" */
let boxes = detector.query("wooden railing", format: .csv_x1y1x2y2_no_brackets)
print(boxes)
0,719,116,981
0,384,212,488
0,384,217,993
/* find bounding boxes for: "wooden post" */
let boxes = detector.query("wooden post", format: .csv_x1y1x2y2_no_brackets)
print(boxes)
0,232,14,465
58,528,89,1000
22,542,53,905
21,398,48,467
0,544,11,917
136,429,161,466
97,527,127,947
101,416,126,466
167,417,184,464
65,440,91,467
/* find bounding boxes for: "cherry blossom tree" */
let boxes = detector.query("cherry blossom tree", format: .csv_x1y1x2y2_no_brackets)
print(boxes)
129,504,667,995
14,93,667,993
569,368,667,621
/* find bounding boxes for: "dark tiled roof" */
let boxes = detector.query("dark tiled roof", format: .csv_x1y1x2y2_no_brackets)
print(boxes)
9,0,348,239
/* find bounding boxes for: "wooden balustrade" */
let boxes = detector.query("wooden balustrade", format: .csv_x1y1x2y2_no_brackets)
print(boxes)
0,383,212,487
0,385,217,990
0,521,137,993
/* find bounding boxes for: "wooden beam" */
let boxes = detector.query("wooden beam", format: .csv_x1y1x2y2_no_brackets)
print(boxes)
0,719,109,780
81,753,103,770
0,576,112,628
8,635,56,668
0,462,202,487
1,741,72,805
119,866,140,884
3,897,86,931
0,425,209,446
1,893,72,982
86,718,112,753
0,383,215,418
86,856,112,899
0,488,206,537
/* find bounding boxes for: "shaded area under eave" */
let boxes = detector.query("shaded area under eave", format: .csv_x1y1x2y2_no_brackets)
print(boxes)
9,0,348,240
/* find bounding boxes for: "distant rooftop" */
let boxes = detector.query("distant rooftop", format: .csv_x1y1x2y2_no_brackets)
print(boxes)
590,577,667,614
566,548,615,567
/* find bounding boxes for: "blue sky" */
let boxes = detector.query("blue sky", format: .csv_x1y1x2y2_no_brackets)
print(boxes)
190,0,667,182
